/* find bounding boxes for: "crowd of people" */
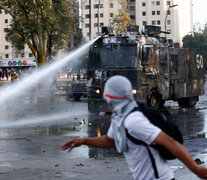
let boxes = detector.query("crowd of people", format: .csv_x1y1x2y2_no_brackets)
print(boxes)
0,69,10,81
0,68,22,82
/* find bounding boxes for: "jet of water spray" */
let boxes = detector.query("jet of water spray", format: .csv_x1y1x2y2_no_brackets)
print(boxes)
0,37,100,105
0,110,88,129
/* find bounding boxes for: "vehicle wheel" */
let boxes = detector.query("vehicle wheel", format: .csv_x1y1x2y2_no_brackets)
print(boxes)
178,98,187,107
178,97,197,108
186,97,197,107
73,94,81,101
147,90,164,109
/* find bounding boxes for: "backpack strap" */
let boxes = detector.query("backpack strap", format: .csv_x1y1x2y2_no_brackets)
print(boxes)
125,107,159,179
125,130,159,179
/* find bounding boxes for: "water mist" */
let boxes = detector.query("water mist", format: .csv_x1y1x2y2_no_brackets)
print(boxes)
0,37,100,127
0,37,99,105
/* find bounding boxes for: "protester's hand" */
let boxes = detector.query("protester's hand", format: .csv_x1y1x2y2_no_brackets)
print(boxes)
194,165,207,179
61,138,84,152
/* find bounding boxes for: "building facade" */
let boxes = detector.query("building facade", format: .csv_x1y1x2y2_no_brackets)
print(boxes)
135,0,193,46
81,0,193,46
0,0,193,57
127,0,136,24
0,10,34,62
80,0,121,40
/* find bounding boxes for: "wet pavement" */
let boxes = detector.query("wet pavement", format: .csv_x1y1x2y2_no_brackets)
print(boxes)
0,92,207,179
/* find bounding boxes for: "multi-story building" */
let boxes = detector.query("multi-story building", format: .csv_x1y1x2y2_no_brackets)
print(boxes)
0,10,34,62
80,0,121,40
127,0,136,24
130,0,193,46
0,0,193,58
81,0,193,46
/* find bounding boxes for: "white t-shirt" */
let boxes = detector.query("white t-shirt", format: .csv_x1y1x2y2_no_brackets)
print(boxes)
107,111,174,180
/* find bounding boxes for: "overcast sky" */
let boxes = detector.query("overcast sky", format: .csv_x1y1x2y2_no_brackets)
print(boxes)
193,0,207,25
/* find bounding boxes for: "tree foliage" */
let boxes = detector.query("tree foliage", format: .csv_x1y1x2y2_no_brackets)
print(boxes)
110,0,133,34
64,0,83,50
183,23,207,72
0,0,82,66
183,23,207,57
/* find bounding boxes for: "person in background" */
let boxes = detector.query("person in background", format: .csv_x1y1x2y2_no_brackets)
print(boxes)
0,69,2,81
11,71,18,82
4,69,9,81
76,70,81,80
1,69,4,80
61,75,207,180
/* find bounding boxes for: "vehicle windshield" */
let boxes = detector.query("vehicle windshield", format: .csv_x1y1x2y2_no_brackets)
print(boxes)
88,44,137,69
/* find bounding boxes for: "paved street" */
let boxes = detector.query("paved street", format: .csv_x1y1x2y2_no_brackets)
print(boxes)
0,80,207,179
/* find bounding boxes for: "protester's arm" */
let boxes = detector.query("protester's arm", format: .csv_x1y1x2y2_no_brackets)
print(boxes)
154,131,207,179
61,135,115,152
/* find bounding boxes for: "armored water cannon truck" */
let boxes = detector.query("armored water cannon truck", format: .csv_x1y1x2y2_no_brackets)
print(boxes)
87,25,205,113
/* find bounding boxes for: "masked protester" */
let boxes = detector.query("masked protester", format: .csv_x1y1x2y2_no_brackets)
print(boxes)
62,75,207,180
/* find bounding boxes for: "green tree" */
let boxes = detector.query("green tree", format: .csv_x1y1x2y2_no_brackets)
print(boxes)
183,23,207,72
0,0,82,66
64,0,83,50
110,0,133,34
183,24,207,57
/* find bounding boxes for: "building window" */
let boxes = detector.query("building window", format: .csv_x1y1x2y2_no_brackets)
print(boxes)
130,0,135,2
167,1,170,5
94,23,98,27
5,54,9,58
130,6,135,11
5,19,8,23
87,33,90,37
85,24,90,28
167,20,171,25
142,21,147,26
152,21,156,25
94,4,103,9
94,14,98,18
21,53,25,57
5,45,9,50
157,11,160,15
142,2,146,6
29,53,33,57
130,15,135,19
156,1,160,5
142,11,146,16
85,5,90,9
100,23,104,27
4,28,8,32
110,3,113,8
167,10,171,15
152,1,155,6
100,13,104,18
152,11,155,15
85,14,90,18
157,20,160,25
110,13,113,17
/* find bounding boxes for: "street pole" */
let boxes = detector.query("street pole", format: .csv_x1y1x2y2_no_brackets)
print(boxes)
89,0,91,40
97,0,100,35
164,4,178,38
